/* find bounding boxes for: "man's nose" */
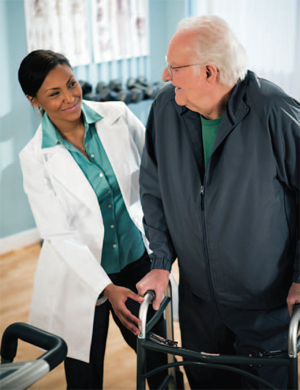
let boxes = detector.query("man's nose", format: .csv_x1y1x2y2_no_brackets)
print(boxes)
162,66,172,82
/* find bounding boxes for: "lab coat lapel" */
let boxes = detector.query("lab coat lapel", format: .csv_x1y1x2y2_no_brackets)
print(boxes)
42,145,100,212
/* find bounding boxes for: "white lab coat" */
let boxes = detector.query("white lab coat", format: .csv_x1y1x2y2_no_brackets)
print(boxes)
19,101,149,362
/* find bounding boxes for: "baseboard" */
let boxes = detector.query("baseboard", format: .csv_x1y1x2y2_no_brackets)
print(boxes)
0,228,41,255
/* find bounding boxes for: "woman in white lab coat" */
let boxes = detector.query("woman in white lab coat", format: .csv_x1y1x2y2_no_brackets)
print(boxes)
18,50,167,390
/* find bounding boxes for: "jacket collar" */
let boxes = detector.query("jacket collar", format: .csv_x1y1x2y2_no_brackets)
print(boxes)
172,70,251,123
214,73,250,149
173,71,251,143
169,72,251,179
225,71,250,125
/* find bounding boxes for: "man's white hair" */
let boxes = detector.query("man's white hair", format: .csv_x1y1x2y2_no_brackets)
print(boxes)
177,15,248,86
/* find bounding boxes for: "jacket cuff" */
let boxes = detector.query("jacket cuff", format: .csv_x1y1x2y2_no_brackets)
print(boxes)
149,256,172,271
292,271,300,284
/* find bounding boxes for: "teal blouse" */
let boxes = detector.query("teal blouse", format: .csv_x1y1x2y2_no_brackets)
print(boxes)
41,101,145,274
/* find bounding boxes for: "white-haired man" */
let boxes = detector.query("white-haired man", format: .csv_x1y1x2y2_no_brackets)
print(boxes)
137,15,299,389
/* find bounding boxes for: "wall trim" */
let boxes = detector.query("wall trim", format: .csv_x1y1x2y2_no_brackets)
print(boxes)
0,228,41,255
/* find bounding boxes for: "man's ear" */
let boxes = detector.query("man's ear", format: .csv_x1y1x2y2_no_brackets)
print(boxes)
205,65,219,84
26,94,39,108
206,65,211,78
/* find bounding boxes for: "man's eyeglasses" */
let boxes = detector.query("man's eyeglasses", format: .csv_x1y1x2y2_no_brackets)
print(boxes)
165,56,206,77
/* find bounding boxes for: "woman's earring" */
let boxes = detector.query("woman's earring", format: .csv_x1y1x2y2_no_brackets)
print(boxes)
38,106,42,113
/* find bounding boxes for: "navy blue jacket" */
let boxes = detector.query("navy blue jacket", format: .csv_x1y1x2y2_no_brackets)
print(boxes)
140,71,300,309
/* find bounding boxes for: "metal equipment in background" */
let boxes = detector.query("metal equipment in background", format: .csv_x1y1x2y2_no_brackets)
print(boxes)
79,77,163,104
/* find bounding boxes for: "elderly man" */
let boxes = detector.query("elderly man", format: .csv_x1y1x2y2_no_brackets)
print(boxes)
137,15,300,389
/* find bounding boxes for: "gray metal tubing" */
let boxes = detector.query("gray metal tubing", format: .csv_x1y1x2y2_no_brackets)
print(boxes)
288,305,300,358
0,360,49,390
138,290,156,339
0,322,67,371
138,291,170,339
164,283,176,390
138,294,300,390
136,338,147,390
139,359,280,390
138,285,177,390
288,305,300,389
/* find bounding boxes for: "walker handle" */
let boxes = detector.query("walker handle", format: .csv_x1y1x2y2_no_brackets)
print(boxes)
144,290,156,302
0,322,68,371
138,290,157,338
288,303,300,358
293,303,300,312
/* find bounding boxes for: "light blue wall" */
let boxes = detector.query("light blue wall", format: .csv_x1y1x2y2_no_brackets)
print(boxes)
0,0,188,239
0,0,41,239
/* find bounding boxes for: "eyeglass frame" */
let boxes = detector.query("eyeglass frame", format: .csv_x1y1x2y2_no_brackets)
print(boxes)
165,56,207,77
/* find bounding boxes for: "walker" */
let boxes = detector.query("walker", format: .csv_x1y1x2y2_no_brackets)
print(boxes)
0,322,67,390
137,284,300,389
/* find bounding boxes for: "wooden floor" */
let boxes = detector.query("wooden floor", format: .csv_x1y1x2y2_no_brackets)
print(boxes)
1,243,299,389
0,243,189,390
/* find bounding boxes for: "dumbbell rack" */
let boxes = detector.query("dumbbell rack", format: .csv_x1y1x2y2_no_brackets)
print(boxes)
79,76,162,104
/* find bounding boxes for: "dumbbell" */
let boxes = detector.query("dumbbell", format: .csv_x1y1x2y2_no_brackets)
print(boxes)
95,81,111,101
83,92,101,102
109,79,133,104
130,87,145,103
136,76,148,85
138,77,163,98
127,77,162,99
96,80,125,102
95,81,108,92
78,80,92,96
108,79,132,104
108,79,123,92
138,78,163,99
102,89,133,104
97,79,133,104
116,89,133,104
112,87,144,104
79,80,103,101
131,76,160,101
127,77,153,99
98,79,122,98
137,77,162,99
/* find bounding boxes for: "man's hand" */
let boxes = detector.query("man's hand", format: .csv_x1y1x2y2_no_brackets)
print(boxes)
286,282,300,316
103,284,143,335
136,269,170,310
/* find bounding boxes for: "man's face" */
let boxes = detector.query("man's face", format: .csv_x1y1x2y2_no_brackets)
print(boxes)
162,30,207,112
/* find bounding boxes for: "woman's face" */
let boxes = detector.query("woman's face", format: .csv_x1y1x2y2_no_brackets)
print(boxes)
28,64,83,127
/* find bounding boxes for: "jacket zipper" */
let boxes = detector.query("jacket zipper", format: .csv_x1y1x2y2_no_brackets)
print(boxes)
200,186,205,210
200,185,217,304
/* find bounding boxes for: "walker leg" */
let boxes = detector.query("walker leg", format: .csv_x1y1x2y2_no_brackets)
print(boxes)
165,283,176,389
136,338,146,390
288,358,298,390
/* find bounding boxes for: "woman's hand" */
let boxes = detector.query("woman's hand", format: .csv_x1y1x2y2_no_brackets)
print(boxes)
103,284,144,335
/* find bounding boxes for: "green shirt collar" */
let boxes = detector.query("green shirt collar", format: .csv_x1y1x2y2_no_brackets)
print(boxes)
200,115,223,126
42,101,103,149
